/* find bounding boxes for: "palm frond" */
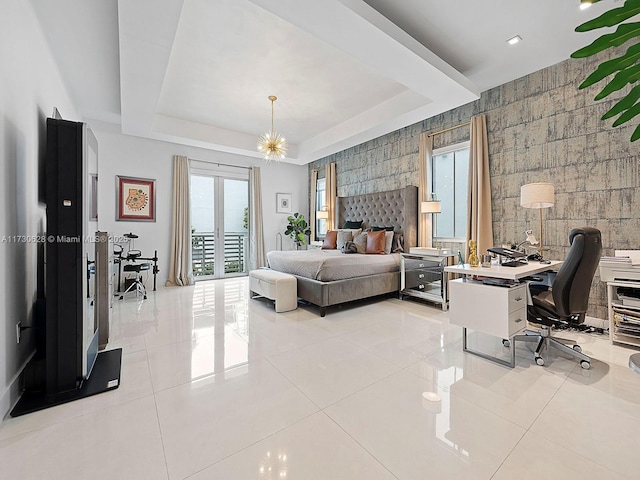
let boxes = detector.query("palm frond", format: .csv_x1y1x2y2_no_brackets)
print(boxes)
575,0,640,32
612,100,640,126
572,22,640,58
602,84,640,119
579,43,640,87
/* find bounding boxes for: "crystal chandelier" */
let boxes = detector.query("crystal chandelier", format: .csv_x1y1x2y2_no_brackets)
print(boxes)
257,95,287,163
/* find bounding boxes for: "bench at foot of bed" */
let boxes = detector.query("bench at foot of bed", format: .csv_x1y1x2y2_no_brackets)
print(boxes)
249,269,298,313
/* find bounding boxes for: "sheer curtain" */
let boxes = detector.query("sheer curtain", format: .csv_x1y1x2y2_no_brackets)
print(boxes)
467,115,493,256
310,168,318,241
325,162,337,231
418,132,434,247
249,166,266,270
166,155,194,286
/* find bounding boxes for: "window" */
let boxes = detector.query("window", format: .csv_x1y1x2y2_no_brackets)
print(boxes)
430,142,470,241
315,176,327,239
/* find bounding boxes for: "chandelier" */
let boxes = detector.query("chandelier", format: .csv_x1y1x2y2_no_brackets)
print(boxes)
257,95,287,163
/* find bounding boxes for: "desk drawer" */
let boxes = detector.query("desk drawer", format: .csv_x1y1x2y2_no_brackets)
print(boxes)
508,289,526,313
508,307,527,337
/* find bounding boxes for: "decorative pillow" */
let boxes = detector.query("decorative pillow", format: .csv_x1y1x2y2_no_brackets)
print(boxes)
392,233,404,253
354,232,367,254
371,226,395,232
384,230,394,254
336,228,362,239
322,230,338,249
341,241,357,254
343,220,363,229
336,230,353,250
366,230,386,254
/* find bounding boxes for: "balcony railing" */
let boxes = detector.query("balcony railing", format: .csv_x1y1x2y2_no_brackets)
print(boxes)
192,232,248,276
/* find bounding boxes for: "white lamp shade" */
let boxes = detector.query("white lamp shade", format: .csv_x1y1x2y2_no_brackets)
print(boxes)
316,210,329,219
520,183,554,209
421,201,442,214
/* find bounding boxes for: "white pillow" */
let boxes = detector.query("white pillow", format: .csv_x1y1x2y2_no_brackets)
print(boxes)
384,230,394,255
336,228,362,238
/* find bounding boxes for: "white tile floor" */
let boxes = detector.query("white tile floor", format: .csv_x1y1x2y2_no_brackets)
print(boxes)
1,277,639,479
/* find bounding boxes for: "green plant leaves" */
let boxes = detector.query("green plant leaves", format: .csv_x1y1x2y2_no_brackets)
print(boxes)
575,1,640,32
595,63,640,99
572,0,640,142
578,43,640,87
602,84,640,118
285,212,311,245
572,22,640,58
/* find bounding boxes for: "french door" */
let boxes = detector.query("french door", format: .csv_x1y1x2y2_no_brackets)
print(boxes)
191,172,249,280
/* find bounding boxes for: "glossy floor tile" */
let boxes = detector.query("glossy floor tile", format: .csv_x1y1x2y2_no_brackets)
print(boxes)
189,412,397,480
2,276,640,480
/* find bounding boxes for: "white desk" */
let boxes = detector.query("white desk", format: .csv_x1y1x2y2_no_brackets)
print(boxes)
444,261,561,367
444,260,562,280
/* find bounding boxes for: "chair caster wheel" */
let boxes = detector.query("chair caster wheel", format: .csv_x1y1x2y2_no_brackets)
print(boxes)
572,345,582,353
119,296,124,300
143,295,147,299
535,356,545,366
502,339,511,348
580,360,590,370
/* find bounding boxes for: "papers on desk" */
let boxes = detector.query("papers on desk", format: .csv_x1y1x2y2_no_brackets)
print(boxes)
616,250,640,265
599,251,640,282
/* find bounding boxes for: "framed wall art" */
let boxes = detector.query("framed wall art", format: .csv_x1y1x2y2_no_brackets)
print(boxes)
116,175,156,222
276,193,292,214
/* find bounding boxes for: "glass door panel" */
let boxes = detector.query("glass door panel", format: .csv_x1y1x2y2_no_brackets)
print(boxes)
222,178,248,276
191,175,216,279
191,174,248,280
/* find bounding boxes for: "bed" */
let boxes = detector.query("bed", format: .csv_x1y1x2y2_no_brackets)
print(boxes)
267,185,417,316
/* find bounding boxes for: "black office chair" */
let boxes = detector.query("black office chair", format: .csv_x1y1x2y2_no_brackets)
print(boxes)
514,227,602,369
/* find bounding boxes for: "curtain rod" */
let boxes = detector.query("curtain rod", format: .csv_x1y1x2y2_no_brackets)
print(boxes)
189,158,252,170
427,120,471,137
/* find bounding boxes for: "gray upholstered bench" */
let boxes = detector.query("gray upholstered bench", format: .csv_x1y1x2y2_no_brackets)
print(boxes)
249,269,298,312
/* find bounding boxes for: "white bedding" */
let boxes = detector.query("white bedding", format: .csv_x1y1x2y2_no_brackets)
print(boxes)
266,249,401,281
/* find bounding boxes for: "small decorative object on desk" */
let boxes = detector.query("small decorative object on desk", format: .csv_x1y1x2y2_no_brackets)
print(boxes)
468,240,479,267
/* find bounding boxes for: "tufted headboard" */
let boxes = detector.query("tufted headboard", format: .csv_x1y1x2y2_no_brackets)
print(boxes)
336,185,418,250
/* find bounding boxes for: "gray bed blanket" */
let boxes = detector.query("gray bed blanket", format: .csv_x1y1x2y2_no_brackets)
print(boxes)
266,249,401,282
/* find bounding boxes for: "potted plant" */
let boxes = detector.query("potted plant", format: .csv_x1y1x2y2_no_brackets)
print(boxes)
284,213,311,249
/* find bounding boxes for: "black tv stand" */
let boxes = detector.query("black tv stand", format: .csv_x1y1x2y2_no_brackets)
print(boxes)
10,349,122,417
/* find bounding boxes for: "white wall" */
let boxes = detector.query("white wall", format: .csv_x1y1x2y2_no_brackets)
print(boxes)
91,121,309,286
0,1,79,417
0,2,308,420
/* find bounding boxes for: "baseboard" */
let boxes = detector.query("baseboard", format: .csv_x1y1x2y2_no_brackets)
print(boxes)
1,350,36,421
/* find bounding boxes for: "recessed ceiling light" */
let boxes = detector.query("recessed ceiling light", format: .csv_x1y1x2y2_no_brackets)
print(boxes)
507,35,522,45
580,1,593,10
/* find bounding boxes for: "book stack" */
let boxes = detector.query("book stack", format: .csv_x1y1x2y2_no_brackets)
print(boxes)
613,306,640,337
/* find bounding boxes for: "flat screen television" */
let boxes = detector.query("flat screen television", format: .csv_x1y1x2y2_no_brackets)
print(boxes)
44,118,99,391
11,117,121,417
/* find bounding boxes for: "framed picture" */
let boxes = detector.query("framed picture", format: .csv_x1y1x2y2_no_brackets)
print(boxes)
276,193,292,214
116,175,156,222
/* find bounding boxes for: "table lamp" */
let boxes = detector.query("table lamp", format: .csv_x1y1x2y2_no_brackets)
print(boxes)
520,182,554,256
421,194,441,247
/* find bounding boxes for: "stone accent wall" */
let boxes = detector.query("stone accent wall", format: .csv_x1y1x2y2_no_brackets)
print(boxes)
309,49,639,319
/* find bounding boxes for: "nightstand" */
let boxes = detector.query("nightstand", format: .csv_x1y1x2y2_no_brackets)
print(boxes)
400,251,456,310
307,241,323,250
